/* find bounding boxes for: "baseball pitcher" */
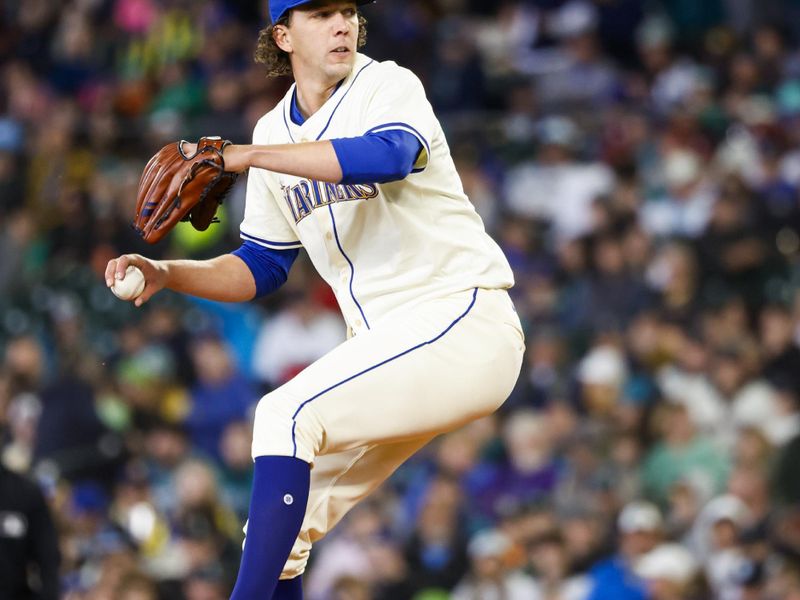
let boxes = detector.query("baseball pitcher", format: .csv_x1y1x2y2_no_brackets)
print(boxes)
105,1,525,598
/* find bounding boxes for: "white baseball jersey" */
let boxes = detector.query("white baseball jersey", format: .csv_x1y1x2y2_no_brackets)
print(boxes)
240,52,513,334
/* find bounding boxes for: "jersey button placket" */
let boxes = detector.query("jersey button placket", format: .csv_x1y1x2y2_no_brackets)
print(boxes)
337,270,357,330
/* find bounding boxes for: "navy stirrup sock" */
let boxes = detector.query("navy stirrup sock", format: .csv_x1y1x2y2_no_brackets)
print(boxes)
230,456,310,600
272,577,303,600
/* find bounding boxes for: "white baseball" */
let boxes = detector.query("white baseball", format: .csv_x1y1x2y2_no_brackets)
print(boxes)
111,265,146,301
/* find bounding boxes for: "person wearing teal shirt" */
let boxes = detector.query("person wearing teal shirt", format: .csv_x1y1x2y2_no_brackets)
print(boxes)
641,403,729,505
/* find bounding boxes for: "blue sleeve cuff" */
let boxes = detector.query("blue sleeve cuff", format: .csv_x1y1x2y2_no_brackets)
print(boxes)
231,241,299,298
331,129,424,185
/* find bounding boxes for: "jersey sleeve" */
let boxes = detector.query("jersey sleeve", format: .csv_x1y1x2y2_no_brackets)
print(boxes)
239,167,303,250
360,66,437,173
240,116,303,250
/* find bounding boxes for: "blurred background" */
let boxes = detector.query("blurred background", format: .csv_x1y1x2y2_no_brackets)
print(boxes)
1,0,800,598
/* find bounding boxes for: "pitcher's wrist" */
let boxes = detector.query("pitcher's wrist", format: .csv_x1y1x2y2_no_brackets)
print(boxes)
224,145,251,172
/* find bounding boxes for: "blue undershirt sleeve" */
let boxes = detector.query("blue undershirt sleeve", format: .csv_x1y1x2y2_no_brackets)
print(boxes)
231,241,299,299
331,129,424,185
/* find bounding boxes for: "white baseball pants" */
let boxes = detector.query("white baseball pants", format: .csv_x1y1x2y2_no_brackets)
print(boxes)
249,287,525,578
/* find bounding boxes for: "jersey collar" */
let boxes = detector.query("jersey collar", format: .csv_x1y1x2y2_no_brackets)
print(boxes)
290,78,346,126
283,53,374,142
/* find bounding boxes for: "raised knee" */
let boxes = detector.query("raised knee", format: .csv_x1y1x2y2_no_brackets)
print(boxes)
251,393,321,463
292,405,323,462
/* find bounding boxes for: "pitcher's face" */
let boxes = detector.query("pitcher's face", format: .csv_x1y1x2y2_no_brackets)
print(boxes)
274,2,359,84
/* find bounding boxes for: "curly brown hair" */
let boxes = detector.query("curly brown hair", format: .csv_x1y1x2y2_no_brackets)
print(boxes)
255,13,368,78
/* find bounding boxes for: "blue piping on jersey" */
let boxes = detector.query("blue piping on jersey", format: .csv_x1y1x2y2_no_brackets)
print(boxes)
290,288,479,458
366,122,431,173
328,204,371,331
316,60,375,141
282,102,297,143
366,122,430,157
241,230,303,249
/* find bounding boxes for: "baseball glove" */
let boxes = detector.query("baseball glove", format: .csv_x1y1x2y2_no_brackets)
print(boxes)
133,136,239,244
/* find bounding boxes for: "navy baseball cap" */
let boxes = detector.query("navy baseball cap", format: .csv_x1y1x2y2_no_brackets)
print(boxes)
270,1,375,24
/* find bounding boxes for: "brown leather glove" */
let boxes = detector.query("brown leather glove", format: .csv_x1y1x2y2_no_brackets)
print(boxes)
133,136,239,244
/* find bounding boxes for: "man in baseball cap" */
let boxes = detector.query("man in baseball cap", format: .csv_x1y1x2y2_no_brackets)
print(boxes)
269,0,375,24
585,502,663,600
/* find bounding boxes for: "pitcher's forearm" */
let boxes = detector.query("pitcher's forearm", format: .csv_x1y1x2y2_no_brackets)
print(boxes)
164,255,256,302
224,142,343,182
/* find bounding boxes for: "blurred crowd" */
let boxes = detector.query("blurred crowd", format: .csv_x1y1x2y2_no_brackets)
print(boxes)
2,0,800,599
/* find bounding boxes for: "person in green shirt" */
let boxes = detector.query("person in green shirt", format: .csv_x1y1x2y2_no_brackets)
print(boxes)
642,403,730,506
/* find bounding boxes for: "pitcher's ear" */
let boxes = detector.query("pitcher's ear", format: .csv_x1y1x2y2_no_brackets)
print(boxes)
273,24,292,53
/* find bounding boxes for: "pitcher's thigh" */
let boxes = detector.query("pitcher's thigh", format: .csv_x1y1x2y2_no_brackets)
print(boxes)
253,288,523,462
312,342,515,453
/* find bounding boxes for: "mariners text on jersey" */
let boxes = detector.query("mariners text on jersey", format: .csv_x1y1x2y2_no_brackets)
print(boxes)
283,180,379,224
